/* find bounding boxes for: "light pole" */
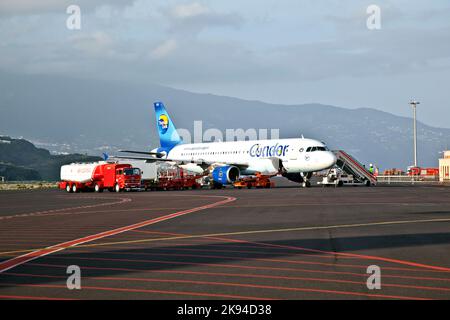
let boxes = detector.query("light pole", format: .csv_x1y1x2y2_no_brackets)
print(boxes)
409,100,420,167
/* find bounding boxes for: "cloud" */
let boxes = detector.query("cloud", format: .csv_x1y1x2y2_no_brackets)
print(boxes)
0,0,65,14
70,31,114,56
151,39,177,59
1,0,450,127
164,2,244,35
0,0,135,15
171,2,209,19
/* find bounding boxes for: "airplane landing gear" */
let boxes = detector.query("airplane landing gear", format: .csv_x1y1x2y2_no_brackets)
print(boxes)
302,180,311,188
301,172,312,188
281,171,313,188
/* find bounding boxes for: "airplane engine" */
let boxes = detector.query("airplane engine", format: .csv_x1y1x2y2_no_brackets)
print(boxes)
211,166,240,185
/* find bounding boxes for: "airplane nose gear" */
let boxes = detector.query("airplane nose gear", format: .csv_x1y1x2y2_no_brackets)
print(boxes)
301,172,313,188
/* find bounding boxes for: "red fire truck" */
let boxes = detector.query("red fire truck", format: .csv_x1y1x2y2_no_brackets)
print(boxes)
407,166,439,177
59,162,142,193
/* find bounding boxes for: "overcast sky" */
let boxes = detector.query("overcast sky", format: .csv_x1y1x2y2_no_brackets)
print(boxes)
1,0,450,127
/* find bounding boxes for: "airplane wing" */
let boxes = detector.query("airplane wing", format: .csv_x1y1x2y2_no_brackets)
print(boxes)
174,158,249,171
119,150,165,157
112,155,175,163
118,151,249,169
195,160,249,171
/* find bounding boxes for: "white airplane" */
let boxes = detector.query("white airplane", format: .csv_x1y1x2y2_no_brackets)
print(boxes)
118,102,337,188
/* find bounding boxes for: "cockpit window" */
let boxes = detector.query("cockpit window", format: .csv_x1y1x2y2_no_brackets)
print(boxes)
306,146,328,152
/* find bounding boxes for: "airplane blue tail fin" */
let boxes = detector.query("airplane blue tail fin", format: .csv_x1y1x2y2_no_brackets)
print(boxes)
154,102,182,150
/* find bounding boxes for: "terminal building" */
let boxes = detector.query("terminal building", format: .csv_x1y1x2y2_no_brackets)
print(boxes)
439,151,450,182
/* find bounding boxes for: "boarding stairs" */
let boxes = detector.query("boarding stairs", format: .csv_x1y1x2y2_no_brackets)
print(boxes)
333,150,377,186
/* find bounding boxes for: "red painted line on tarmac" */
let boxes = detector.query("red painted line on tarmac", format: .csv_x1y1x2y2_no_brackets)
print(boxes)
95,250,434,273
27,262,450,286
0,294,76,300
149,229,448,273
144,229,450,272
0,240,71,244
127,230,214,242
129,230,214,241
0,197,132,221
182,233,450,272
100,246,416,267
0,283,273,300
0,273,431,300
41,256,450,283
112,229,450,270
39,254,369,275
0,227,122,231
124,230,360,260
233,239,450,272
82,276,432,300
66,244,359,262
130,229,208,237
3,272,64,279
0,196,236,273
123,231,361,261
6,266,450,294
0,237,81,241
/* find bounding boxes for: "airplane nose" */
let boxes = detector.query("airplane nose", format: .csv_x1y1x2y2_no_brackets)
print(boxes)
326,152,337,168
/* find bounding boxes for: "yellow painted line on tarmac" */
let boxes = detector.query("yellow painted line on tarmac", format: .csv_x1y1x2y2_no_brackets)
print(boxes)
76,217,450,248
2,217,450,256
222,202,449,209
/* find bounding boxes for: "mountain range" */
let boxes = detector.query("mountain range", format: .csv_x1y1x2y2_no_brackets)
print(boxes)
1,71,449,170
0,136,100,181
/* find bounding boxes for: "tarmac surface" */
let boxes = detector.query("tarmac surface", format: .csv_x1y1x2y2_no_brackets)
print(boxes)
0,182,450,300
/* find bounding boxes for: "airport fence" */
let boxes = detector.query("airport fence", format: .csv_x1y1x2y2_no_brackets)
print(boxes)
377,175,441,185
